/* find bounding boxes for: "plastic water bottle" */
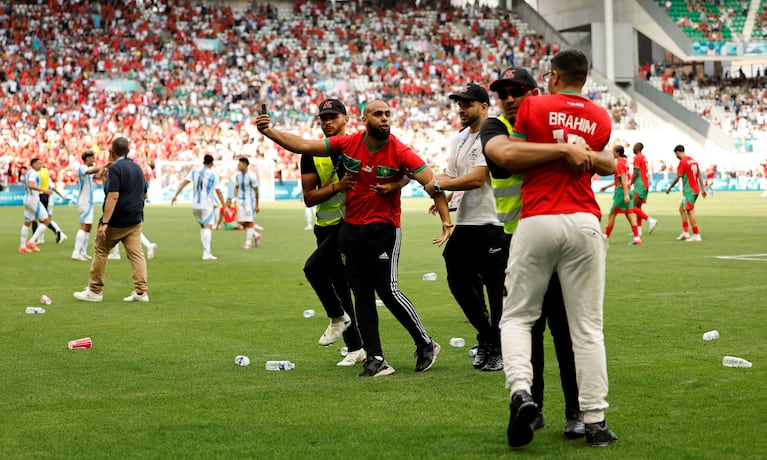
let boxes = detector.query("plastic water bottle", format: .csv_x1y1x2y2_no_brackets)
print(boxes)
722,356,752,368
303,309,315,318
449,338,465,347
702,330,720,341
422,272,437,281
265,360,295,371
25,307,46,314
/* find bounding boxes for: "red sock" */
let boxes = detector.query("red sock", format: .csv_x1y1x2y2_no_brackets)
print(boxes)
692,226,699,235
634,208,649,221
683,222,689,232
632,225,640,238
605,225,613,237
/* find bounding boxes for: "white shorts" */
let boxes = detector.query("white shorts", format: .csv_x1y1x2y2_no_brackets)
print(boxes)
79,203,94,225
193,208,216,227
24,199,49,222
238,203,256,223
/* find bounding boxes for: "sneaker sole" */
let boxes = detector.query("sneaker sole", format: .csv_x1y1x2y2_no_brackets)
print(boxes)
508,401,538,448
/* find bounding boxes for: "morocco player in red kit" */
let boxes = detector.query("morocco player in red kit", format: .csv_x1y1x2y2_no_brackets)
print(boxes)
484,49,618,448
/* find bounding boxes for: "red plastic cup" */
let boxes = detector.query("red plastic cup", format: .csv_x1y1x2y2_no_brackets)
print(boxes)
68,337,93,350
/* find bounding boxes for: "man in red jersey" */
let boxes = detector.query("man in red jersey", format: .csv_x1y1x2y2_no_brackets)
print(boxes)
600,145,641,245
257,99,451,378
484,49,618,448
665,144,707,241
630,142,658,234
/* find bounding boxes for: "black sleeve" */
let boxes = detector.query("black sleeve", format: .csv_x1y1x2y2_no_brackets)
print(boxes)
480,118,513,179
299,155,317,175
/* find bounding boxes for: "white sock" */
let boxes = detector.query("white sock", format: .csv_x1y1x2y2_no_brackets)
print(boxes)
81,230,90,255
305,207,314,227
20,225,29,247
201,228,212,255
31,224,48,243
246,228,255,245
140,233,151,249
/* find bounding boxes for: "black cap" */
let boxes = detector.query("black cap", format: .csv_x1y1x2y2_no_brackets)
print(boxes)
318,99,347,116
489,67,538,91
448,83,490,104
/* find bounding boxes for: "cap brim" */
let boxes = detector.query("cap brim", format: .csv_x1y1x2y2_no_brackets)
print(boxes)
489,79,532,91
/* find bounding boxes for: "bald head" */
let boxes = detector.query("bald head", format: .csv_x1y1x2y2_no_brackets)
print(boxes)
362,100,392,142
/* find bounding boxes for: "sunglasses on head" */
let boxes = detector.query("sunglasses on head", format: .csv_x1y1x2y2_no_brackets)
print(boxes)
496,86,530,99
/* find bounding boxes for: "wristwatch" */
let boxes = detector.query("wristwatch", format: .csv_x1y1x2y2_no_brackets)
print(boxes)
433,179,441,194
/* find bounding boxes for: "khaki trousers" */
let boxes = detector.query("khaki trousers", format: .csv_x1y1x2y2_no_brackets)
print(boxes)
89,223,148,296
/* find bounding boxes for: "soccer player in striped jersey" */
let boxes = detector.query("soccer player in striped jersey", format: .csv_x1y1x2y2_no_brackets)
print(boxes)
171,154,227,260
233,157,261,249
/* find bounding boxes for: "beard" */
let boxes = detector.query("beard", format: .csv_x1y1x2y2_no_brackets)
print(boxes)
368,125,390,141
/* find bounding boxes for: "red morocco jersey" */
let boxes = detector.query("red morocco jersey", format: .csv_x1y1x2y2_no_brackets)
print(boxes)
614,157,628,187
511,90,612,219
633,152,649,188
326,131,428,227
678,156,701,194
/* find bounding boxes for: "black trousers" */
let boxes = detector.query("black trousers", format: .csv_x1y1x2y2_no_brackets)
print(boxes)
442,224,506,348
303,222,362,351
530,273,581,419
339,222,430,359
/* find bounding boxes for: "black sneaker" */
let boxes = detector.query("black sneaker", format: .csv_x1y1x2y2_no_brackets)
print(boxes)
480,352,503,372
414,341,440,372
585,420,618,447
472,344,488,369
507,390,539,448
530,413,545,431
357,356,395,378
564,413,586,439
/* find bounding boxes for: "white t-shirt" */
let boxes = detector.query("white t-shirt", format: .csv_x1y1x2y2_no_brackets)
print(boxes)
445,128,501,227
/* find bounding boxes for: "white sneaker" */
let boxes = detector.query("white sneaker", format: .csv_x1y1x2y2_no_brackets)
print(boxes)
676,232,690,241
57,232,68,244
147,243,157,260
202,254,218,260
304,225,313,230
108,253,121,260
71,253,89,261
123,291,150,302
687,234,702,242
318,313,352,346
73,288,103,302
337,348,367,366
647,218,658,234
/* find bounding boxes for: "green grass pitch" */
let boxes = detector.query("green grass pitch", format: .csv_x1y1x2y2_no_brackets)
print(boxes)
1,191,765,459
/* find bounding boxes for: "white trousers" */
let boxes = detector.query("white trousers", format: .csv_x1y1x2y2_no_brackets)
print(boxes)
501,212,609,424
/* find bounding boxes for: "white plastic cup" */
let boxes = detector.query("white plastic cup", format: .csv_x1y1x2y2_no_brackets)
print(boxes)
303,309,316,318
449,337,465,347
234,355,250,366
340,346,349,356
422,272,437,281
702,330,720,341
40,295,52,305
468,344,478,358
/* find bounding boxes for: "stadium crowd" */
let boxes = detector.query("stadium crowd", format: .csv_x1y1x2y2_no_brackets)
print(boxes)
0,0,643,187
0,0,696,190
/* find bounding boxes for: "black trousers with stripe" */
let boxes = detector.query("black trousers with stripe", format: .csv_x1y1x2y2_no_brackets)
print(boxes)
339,221,431,359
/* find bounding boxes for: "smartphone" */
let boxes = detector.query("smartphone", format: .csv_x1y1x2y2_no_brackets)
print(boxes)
261,103,267,115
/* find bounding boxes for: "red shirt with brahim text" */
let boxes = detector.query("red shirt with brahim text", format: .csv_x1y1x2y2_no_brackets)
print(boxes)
327,131,427,227
511,90,612,219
